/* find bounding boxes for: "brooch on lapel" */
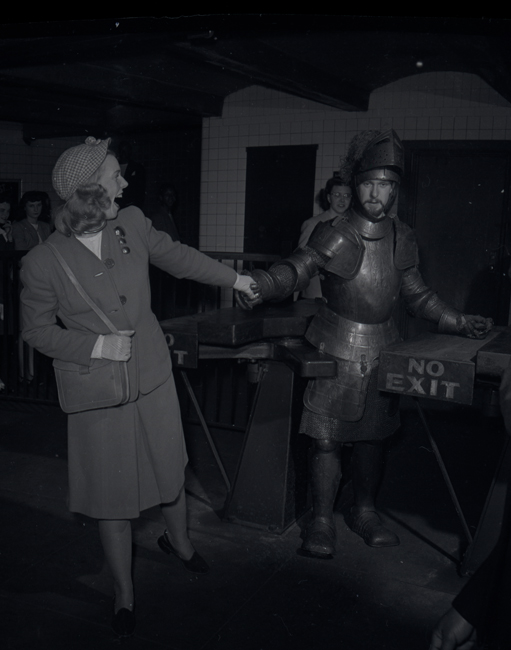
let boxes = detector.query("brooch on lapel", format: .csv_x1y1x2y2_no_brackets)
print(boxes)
114,226,130,254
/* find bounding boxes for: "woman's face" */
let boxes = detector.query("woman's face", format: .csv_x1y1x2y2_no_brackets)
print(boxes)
96,155,128,219
0,202,10,225
25,200,42,221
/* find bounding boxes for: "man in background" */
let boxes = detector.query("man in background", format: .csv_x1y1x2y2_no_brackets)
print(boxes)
150,183,181,242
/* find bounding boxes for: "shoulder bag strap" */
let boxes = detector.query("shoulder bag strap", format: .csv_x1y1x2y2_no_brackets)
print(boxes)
45,241,122,336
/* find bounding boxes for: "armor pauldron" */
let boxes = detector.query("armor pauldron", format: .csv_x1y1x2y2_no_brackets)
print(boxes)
308,218,365,280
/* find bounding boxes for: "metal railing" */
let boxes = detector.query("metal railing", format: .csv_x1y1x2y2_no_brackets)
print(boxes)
150,252,280,320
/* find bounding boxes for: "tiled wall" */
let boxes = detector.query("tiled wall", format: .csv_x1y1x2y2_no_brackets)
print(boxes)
0,125,81,213
200,71,511,252
3,69,511,254
132,128,202,247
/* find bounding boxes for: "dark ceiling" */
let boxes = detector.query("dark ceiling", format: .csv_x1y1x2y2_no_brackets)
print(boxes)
1,15,510,142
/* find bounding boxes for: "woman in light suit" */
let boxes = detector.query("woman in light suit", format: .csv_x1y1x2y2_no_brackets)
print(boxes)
20,137,256,637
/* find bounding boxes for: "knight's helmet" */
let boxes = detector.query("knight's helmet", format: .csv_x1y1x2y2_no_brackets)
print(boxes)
341,129,404,218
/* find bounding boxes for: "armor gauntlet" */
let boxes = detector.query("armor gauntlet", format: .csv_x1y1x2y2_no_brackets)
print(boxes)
235,249,323,310
401,267,464,334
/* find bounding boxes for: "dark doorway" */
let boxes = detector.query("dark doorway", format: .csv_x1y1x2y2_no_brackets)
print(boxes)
244,145,318,256
399,141,511,339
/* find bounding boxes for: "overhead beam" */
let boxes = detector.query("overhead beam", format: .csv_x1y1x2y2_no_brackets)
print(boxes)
0,83,202,137
0,60,226,118
172,38,370,112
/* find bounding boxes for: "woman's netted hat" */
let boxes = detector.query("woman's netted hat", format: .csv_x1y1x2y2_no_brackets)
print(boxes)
52,136,110,200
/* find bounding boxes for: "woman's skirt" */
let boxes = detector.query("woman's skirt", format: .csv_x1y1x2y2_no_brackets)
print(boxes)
67,375,188,519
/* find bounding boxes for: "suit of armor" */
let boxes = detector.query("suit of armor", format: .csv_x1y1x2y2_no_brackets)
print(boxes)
237,129,492,558
287,210,463,426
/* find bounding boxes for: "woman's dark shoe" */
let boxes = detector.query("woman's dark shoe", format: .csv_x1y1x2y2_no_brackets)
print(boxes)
111,608,136,637
157,530,210,574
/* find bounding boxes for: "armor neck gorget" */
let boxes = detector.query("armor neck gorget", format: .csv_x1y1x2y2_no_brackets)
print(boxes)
348,209,393,240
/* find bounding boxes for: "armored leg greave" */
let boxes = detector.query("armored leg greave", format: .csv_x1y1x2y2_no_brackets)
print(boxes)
347,440,400,548
351,440,384,510
301,441,342,558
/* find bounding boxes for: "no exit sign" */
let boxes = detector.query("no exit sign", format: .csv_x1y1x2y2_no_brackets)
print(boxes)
378,330,501,405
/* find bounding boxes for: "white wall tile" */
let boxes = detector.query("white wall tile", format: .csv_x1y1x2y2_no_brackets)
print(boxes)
200,72,511,253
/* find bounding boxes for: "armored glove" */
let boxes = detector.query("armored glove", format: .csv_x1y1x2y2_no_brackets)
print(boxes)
457,314,493,339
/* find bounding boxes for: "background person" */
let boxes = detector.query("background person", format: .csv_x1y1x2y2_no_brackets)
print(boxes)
150,183,181,242
0,193,14,391
0,193,13,248
20,136,256,638
12,191,52,250
12,191,52,381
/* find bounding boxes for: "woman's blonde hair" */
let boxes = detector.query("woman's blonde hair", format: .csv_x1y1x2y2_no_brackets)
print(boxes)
54,183,111,236
54,152,115,236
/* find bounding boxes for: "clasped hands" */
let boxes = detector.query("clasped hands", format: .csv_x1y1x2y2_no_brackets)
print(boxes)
233,273,262,310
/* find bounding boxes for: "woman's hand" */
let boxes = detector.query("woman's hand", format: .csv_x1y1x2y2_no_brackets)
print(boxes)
101,330,135,361
233,273,261,310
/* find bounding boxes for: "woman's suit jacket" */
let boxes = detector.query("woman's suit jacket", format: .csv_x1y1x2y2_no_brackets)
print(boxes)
12,218,51,250
20,206,237,400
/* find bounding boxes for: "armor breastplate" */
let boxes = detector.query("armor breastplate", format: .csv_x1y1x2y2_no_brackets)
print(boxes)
321,229,402,323
302,213,417,422
305,222,402,362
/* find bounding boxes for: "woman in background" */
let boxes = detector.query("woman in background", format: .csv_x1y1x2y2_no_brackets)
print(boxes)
12,190,52,251
12,191,52,381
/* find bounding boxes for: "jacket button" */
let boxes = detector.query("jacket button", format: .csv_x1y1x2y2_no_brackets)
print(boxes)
119,295,127,305
104,258,115,269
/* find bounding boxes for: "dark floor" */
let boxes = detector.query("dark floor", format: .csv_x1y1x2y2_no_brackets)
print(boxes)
0,394,506,650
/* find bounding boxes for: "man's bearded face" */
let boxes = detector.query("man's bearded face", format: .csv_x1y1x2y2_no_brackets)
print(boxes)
357,179,393,219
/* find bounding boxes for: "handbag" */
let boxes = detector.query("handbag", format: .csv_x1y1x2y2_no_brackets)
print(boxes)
45,242,130,414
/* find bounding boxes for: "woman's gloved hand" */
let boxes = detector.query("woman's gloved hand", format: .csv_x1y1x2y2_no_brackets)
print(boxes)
101,330,135,361
233,273,261,310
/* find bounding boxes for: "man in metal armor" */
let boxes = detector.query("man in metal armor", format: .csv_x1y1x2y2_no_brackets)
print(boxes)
237,129,492,559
